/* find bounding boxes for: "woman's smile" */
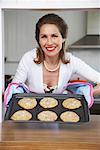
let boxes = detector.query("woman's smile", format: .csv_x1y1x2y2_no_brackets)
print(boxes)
46,45,57,52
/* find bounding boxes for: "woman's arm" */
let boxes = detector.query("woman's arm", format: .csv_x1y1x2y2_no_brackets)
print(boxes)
12,53,29,83
72,55,100,84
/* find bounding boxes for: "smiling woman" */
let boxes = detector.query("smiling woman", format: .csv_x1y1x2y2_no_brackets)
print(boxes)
6,13,100,107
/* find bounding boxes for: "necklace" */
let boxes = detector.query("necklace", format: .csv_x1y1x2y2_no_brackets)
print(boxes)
44,60,60,72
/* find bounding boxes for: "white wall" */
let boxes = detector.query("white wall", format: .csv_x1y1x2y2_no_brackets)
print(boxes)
4,9,87,75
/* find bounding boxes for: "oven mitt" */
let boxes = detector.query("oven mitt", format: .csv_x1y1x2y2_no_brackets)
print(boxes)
4,82,30,109
62,82,94,108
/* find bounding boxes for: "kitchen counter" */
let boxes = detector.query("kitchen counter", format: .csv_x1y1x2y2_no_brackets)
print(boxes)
70,35,100,49
0,115,100,150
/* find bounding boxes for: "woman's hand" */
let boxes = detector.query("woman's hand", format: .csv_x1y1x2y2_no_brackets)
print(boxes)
93,83,100,96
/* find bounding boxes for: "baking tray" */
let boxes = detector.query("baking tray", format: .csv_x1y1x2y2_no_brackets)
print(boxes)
4,93,90,122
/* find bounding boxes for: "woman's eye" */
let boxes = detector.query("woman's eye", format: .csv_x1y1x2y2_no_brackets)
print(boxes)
52,34,58,37
41,35,47,38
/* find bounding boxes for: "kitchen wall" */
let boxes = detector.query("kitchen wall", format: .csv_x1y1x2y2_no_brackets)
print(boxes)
4,9,87,75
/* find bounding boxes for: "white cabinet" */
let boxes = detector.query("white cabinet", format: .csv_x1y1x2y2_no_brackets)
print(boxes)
4,10,35,62
87,10,100,35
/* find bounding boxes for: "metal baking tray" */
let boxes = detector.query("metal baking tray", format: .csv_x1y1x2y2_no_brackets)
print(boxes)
4,93,89,122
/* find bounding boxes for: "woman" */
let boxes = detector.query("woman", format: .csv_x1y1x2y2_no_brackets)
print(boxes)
12,13,100,95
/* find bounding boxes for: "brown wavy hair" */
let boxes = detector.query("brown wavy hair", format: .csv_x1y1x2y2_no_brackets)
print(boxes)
34,13,70,64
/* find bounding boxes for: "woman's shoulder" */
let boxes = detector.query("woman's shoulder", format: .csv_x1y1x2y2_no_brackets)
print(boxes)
65,52,80,60
65,52,74,60
19,48,37,66
22,48,37,59
65,52,82,65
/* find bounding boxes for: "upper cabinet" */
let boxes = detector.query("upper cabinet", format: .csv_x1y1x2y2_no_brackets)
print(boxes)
87,10,100,35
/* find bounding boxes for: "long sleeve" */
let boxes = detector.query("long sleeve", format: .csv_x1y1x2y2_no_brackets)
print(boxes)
12,49,44,93
12,54,28,83
71,55,100,84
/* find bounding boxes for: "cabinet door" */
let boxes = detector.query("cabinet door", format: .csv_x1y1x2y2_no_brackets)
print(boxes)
87,11,100,35
4,10,36,62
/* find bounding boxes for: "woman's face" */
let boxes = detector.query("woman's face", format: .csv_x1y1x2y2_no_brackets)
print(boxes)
39,24,64,58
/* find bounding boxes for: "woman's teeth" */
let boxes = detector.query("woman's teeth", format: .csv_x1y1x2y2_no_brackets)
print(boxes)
46,47,55,51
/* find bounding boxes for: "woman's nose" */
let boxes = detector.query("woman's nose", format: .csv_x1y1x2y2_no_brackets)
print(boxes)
47,37,53,45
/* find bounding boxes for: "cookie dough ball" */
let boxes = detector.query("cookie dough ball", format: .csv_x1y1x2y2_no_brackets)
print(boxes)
18,97,37,109
37,110,58,121
11,110,32,121
60,111,80,122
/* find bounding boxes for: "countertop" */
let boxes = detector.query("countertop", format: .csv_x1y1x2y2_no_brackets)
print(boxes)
70,35,100,49
0,115,100,150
